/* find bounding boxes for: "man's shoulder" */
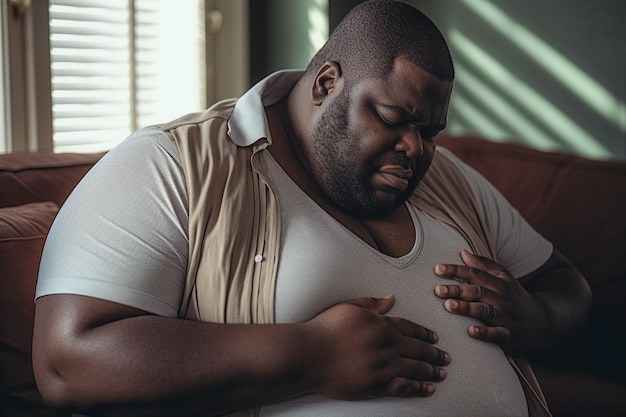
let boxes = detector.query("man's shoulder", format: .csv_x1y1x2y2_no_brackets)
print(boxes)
149,98,238,133
147,98,245,160
420,146,467,186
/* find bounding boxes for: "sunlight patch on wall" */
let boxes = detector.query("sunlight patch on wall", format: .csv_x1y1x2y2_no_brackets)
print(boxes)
447,93,511,140
460,0,626,134
308,0,328,59
450,29,612,158
452,62,556,149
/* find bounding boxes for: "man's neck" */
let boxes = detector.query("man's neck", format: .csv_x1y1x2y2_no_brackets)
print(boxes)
264,102,416,257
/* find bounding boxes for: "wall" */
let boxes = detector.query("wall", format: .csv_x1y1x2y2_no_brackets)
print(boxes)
413,0,626,161
249,0,626,161
249,0,328,85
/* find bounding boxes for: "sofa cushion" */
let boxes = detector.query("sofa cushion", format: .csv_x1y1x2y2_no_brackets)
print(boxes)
0,202,59,237
438,136,626,317
0,202,69,416
0,152,103,208
439,136,626,384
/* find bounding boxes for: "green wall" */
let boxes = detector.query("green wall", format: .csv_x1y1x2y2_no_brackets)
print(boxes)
249,0,328,84
248,0,626,161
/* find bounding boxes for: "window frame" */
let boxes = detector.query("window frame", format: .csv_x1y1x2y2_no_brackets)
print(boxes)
2,0,53,152
1,0,248,154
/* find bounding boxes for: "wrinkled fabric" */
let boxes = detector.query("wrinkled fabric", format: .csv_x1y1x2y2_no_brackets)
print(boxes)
164,99,550,417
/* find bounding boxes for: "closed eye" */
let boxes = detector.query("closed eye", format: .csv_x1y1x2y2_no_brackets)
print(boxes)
374,104,444,137
375,110,399,126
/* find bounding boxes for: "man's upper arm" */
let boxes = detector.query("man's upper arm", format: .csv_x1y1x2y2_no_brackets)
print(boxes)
36,129,189,317
443,149,553,277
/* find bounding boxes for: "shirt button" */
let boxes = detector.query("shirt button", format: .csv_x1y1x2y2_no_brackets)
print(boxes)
254,255,264,263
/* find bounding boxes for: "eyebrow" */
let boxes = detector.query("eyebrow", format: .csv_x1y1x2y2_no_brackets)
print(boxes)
378,104,446,130
379,104,416,120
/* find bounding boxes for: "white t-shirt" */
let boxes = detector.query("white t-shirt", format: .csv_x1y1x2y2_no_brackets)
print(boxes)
37,70,552,417
37,129,188,317
260,149,550,417
37,131,551,311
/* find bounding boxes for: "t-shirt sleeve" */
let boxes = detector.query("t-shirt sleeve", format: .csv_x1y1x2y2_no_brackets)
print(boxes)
439,148,553,278
36,129,189,317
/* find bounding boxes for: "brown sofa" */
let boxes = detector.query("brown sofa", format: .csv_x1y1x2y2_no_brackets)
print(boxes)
1,136,625,417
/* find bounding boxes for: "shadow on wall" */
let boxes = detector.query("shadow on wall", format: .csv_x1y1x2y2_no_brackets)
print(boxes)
434,0,626,161
250,0,626,161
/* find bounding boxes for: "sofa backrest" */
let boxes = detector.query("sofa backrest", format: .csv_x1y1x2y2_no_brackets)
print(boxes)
0,152,105,208
0,152,103,417
1,140,625,413
438,135,626,325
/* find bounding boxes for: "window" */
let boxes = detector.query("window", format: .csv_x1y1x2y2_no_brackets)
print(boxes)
49,0,207,153
2,0,247,154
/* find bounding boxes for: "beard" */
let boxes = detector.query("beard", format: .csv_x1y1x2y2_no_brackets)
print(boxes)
308,89,418,218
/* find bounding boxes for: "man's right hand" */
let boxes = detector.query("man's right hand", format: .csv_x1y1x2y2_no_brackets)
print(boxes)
33,293,449,416
305,295,450,400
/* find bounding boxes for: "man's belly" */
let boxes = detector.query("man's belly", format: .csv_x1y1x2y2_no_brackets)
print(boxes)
261,203,528,417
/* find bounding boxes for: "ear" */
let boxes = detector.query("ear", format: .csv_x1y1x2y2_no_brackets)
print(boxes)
311,61,343,106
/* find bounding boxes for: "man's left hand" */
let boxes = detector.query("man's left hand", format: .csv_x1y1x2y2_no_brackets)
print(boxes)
434,250,550,355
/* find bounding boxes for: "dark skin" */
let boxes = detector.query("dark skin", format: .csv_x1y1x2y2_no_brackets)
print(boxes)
278,57,590,356
33,57,591,416
435,249,591,356
34,294,447,416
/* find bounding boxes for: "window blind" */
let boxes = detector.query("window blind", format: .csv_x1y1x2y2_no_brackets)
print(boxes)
49,0,206,153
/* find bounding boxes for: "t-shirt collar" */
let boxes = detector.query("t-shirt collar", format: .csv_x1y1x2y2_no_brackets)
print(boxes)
228,70,303,147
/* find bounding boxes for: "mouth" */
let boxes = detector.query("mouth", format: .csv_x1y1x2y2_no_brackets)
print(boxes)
376,165,413,191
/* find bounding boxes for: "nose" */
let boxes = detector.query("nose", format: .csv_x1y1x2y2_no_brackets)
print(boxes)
394,129,424,158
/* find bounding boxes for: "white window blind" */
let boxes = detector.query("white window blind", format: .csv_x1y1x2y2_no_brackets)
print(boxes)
49,0,206,153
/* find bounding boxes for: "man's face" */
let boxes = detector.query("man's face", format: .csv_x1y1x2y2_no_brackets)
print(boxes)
308,57,453,218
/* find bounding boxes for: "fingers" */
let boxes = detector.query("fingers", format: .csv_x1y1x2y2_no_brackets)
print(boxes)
387,377,436,397
435,263,502,291
460,250,509,279
316,295,450,400
333,295,449,363
392,328,450,366
345,295,445,347
435,282,488,301
434,251,512,324
433,253,516,351
434,250,512,291
384,356,447,397
347,294,395,315
385,361,445,397
376,306,450,388
383,314,449,369
435,281,502,321
468,325,512,345
441,299,501,320
434,282,501,321
384,318,450,392
387,315,438,344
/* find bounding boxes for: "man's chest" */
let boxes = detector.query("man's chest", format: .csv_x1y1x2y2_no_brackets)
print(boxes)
273,199,471,324
263,148,472,322
269,195,528,417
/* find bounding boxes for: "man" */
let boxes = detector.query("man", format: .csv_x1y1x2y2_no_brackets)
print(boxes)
33,1,591,416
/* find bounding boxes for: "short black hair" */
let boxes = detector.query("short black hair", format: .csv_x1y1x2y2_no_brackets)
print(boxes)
306,0,454,83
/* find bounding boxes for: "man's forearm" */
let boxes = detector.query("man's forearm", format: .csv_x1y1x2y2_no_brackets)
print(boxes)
33,296,316,416
34,294,449,416
521,251,592,353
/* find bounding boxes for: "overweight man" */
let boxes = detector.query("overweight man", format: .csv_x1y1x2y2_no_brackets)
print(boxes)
33,1,590,416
